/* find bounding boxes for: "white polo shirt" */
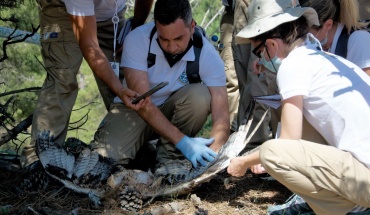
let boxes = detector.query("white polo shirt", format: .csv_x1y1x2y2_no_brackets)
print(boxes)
119,22,226,106
329,23,370,70
62,0,126,22
277,34,370,168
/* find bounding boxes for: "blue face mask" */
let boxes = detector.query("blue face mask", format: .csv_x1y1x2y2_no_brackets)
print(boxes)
315,28,328,46
260,48,282,73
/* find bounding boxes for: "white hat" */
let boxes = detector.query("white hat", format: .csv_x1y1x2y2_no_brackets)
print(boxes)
236,0,319,44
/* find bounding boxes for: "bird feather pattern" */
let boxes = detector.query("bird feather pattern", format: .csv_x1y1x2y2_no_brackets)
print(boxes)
73,148,99,178
35,130,115,206
36,130,75,179
33,99,264,210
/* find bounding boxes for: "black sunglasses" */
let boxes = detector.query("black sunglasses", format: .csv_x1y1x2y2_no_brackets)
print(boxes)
252,40,265,58
252,36,281,58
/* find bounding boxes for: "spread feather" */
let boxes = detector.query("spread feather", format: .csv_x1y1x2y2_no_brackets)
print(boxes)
33,103,264,211
35,130,115,206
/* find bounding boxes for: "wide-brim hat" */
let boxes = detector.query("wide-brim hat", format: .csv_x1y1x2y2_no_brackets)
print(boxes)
236,0,319,44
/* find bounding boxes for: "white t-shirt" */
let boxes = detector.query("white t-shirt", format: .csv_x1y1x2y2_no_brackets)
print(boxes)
277,34,370,168
62,0,126,22
329,23,370,69
119,22,226,106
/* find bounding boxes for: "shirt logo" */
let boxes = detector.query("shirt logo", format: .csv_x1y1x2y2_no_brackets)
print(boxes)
178,70,189,85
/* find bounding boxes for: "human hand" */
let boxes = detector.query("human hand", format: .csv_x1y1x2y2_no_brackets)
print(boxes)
227,156,249,177
119,88,146,110
175,136,217,168
250,164,267,174
252,58,268,77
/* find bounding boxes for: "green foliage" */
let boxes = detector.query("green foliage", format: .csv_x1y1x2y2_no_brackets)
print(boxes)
197,116,212,138
66,60,107,143
0,0,38,30
191,0,223,38
1,0,221,151
0,0,42,120
0,0,24,10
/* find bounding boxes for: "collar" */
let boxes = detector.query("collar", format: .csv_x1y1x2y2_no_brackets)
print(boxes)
150,32,196,66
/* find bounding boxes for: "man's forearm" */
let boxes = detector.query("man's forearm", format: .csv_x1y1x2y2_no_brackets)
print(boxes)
209,120,230,152
83,46,124,97
137,103,184,144
209,86,230,151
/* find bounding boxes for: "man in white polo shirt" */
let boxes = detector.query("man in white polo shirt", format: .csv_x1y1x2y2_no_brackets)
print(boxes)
21,0,153,167
92,0,230,169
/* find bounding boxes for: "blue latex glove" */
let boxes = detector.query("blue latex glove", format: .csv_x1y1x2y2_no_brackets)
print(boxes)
175,136,217,168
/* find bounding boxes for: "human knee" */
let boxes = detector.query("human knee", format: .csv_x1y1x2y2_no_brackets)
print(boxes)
259,139,282,170
186,84,211,110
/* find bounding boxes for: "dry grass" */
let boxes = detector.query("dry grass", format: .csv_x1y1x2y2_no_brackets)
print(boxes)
0,164,292,215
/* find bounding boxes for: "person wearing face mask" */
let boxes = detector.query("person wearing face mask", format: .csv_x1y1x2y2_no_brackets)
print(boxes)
227,0,370,214
300,0,370,76
91,0,230,170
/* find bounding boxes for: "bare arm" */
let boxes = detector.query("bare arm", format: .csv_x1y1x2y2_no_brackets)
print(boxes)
279,95,303,139
363,67,370,76
228,95,304,177
208,86,230,152
69,15,138,106
131,0,154,30
124,67,185,144
227,150,261,177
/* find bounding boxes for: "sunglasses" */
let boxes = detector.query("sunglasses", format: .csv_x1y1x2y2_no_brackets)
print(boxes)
252,40,265,58
252,36,281,58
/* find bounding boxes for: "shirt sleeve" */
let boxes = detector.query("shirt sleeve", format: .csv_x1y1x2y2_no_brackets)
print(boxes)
277,50,311,100
62,0,95,16
120,26,150,72
347,30,370,69
199,39,226,87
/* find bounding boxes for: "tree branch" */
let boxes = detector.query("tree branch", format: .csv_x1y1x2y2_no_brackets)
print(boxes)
0,24,40,62
0,87,41,98
0,114,33,147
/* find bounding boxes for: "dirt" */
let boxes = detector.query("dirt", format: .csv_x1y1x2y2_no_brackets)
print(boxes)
0,166,292,215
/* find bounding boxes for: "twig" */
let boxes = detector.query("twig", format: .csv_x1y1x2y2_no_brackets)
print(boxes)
0,96,15,123
0,87,41,98
204,6,224,30
68,109,90,131
0,114,33,147
72,102,100,112
200,9,210,27
0,24,40,62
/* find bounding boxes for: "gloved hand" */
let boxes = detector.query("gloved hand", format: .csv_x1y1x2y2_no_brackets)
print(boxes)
175,136,217,168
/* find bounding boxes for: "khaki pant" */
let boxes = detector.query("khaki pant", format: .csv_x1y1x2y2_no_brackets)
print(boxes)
260,138,370,214
219,8,239,132
260,118,369,214
91,83,211,165
21,0,125,167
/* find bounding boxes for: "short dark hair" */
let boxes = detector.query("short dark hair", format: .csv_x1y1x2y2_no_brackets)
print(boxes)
253,16,309,45
154,0,192,26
